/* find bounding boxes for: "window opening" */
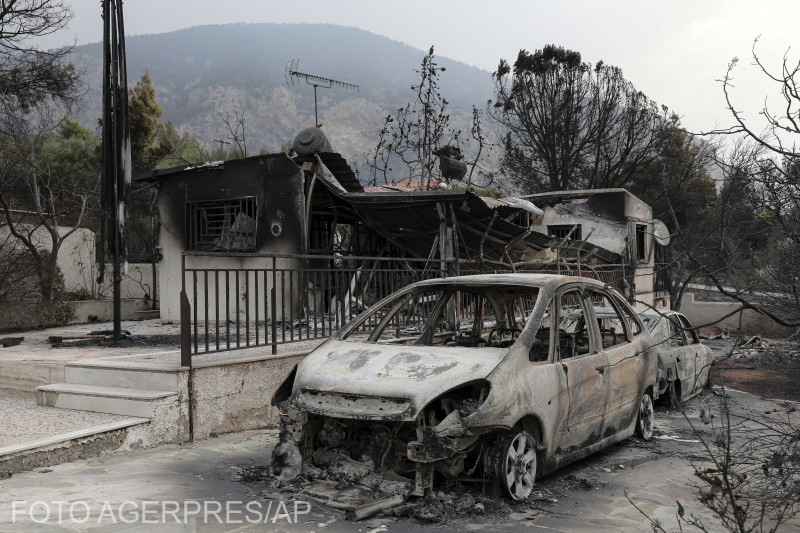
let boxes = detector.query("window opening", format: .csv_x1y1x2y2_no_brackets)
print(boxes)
588,291,629,349
186,196,257,252
636,224,647,261
549,224,582,241
557,290,591,359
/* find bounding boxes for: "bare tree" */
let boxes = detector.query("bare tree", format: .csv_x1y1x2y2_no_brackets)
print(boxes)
629,385,800,532
219,111,247,158
0,109,98,302
686,39,800,327
368,46,463,189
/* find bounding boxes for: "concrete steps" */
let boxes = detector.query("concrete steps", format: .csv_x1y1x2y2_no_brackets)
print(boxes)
36,360,181,418
64,362,180,392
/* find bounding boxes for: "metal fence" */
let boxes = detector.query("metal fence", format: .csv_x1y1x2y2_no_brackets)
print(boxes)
181,253,451,356
180,252,625,359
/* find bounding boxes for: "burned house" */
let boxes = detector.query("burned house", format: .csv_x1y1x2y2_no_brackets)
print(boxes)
138,154,308,321
138,129,668,335
524,189,671,308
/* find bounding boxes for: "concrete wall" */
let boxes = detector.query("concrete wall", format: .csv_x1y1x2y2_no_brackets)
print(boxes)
123,350,307,446
190,351,306,439
94,263,158,303
679,292,797,338
68,299,140,324
0,360,65,398
0,225,95,294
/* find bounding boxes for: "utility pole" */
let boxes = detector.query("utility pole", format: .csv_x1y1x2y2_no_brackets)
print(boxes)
99,0,130,342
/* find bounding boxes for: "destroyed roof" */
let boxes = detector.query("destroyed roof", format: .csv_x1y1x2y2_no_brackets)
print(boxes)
313,173,620,265
304,153,363,193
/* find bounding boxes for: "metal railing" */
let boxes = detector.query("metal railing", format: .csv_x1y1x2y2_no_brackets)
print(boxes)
180,252,625,359
181,253,450,356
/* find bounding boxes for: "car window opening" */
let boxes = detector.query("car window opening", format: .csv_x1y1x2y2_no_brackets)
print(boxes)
341,285,541,349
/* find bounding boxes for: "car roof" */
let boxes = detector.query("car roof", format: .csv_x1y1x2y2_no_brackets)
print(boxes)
413,273,607,290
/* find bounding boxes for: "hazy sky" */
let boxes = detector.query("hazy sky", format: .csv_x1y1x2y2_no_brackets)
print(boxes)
30,0,800,136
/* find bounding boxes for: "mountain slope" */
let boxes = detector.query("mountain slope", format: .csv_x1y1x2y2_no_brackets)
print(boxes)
70,23,499,180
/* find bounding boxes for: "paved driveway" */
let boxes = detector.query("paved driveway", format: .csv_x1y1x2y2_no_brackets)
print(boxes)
4,386,797,532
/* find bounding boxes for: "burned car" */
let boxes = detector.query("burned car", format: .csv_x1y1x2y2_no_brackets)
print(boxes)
272,274,657,501
640,310,714,405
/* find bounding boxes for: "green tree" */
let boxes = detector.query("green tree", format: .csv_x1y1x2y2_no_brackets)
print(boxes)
626,124,718,309
128,71,165,173
490,45,670,193
0,115,100,303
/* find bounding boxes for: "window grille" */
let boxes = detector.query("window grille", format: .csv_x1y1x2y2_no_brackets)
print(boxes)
186,197,258,252
548,224,582,241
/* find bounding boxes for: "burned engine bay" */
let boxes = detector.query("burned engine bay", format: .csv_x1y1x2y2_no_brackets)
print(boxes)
266,380,505,520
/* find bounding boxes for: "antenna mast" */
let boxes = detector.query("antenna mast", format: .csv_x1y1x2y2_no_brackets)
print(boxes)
285,59,359,127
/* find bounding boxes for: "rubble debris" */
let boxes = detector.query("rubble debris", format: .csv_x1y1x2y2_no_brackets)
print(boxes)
0,337,23,347
235,465,272,482
270,424,303,486
48,330,131,346
347,494,405,521
740,335,762,347
88,329,130,336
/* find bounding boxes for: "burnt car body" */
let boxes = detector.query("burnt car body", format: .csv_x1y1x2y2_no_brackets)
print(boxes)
273,274,658,500
640,310,714,404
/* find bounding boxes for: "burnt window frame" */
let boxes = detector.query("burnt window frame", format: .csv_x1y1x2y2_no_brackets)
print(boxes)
636,223,647,262
548,224,582,241
185,196,258,252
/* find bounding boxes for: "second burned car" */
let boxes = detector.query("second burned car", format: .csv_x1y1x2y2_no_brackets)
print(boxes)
272,274,658,501
640,310,714,405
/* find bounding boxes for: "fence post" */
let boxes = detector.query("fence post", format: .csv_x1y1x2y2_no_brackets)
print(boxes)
180,288,194,443
271,286,278,355
180,289,192,368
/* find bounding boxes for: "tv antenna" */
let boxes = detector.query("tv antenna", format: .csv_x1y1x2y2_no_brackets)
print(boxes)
285,59,359,127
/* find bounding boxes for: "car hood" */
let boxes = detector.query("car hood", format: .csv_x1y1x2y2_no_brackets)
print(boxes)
290,339,507,421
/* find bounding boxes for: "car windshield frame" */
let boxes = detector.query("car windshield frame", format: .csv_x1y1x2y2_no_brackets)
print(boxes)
338,282,543,348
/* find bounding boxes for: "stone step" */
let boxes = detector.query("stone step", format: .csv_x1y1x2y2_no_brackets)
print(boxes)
0,417,149,474
64,361,181,392
36,383,178,418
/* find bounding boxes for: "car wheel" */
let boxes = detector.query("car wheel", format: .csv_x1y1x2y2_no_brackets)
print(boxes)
496,430,537,501
636,392,654,440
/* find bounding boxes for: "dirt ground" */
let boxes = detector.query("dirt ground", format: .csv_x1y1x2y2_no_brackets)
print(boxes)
708,336,800,402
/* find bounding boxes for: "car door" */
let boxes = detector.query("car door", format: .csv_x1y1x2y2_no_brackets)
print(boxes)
665,313,697,401
553,287,610,455
676,314,711,397
587,290,646,437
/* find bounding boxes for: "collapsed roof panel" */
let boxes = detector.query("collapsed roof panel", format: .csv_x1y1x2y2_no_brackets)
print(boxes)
310,159,620,265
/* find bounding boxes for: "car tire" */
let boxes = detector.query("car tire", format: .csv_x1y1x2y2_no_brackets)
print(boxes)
636,392,655,441
495,430,537,501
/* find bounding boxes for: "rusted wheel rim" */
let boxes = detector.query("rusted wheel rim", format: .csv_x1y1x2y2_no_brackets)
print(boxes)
502,431,537,501
638,393,654,440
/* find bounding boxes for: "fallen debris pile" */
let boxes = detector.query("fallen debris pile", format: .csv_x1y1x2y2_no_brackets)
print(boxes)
235,444,525,523
710,337,800,402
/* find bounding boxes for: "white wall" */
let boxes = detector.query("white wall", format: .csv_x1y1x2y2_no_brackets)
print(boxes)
0,224,96,294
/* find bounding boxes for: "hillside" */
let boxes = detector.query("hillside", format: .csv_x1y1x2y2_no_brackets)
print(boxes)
69,23,500,181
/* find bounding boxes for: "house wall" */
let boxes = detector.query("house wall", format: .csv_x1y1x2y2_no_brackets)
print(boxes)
530,190,660,306
156,154,306,322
